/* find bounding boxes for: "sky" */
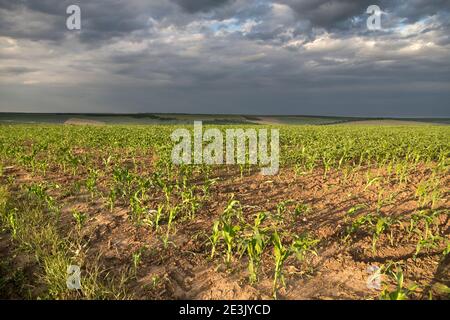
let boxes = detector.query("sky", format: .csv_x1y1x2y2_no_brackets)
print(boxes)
0,0,449,117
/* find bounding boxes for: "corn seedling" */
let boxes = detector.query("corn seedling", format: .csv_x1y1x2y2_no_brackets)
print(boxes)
347,204,367,216
85,169,99,199
129,190,146,223
380,268,417,300
415,233,443,258
293,203,311,217
290,233,319,261
276,200,294,216
210,220,221,259
72,209,87,231
108,187,117,212
222,220,241,266
144,205,164,231
372,216,396,253
272,231,290,299
344,214,373,241
131,248,144,277
163,206,178,249
244,212,268,284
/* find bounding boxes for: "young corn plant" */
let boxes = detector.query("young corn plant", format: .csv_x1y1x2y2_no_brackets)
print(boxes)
380,268,417,300
293,203,311,217
4,208,18,239
201,177,218,200
290,233,319,261
210,220,221,260
415,233,443,258
113,167,134,198
154,175,174,205
372,216,396,253
244,212,268,284
26,183,58,213
72,209,87,231
144,205,164,231
222,220,241,266
209,199,244,266
276,200,294,216
395,161,410,184
163,206,178,249
108,187,117,212
272,231,290,299
346,204,367,216
131,247,144,278
365,172,382,191
344,214,373,241
180,186,200,220
154,204,164,231
222,199,244,222
415,176,442,209
85,169,99,199
129,190,147,224
375,190,388,214
409,210,442,254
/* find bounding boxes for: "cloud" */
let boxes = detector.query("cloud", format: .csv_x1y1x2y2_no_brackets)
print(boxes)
0,0,449,116
0,66,38,75
171,0,234,13
277,0,373,29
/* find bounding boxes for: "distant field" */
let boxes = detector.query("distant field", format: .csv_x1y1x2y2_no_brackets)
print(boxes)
1,113,449,125
335,120,448,126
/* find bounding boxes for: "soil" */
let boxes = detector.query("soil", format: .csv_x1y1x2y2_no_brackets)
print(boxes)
1,162,449,300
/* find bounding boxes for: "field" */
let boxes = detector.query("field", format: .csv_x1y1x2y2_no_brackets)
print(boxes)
0,123,449,300
2,113,450,126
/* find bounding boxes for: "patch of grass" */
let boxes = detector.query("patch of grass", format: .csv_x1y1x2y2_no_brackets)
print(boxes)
0,186,130,299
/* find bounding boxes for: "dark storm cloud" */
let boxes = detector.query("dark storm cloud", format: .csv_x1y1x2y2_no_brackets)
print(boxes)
0,0,66,41
171,0,234,13
77,2,151,43
15,0,69,15
0,0,19,10
1,0,449,41
277,0,450,30
277,0,373,29
0,66,37,75
0,0,250,44
392,0,450,22
0,0,449,116
0,0,174,43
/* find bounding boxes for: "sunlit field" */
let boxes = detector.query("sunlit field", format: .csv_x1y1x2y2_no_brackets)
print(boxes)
0,123,449,299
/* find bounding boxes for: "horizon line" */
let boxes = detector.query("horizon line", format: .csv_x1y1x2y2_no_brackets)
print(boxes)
0,112,449,120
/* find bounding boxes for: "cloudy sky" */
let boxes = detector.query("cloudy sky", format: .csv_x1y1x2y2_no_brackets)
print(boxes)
0,0,449,117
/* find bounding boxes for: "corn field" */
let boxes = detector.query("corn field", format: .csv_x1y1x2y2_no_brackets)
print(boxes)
0,123,449,300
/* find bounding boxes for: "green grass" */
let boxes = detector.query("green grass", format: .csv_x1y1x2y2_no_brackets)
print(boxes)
0,185,130,299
